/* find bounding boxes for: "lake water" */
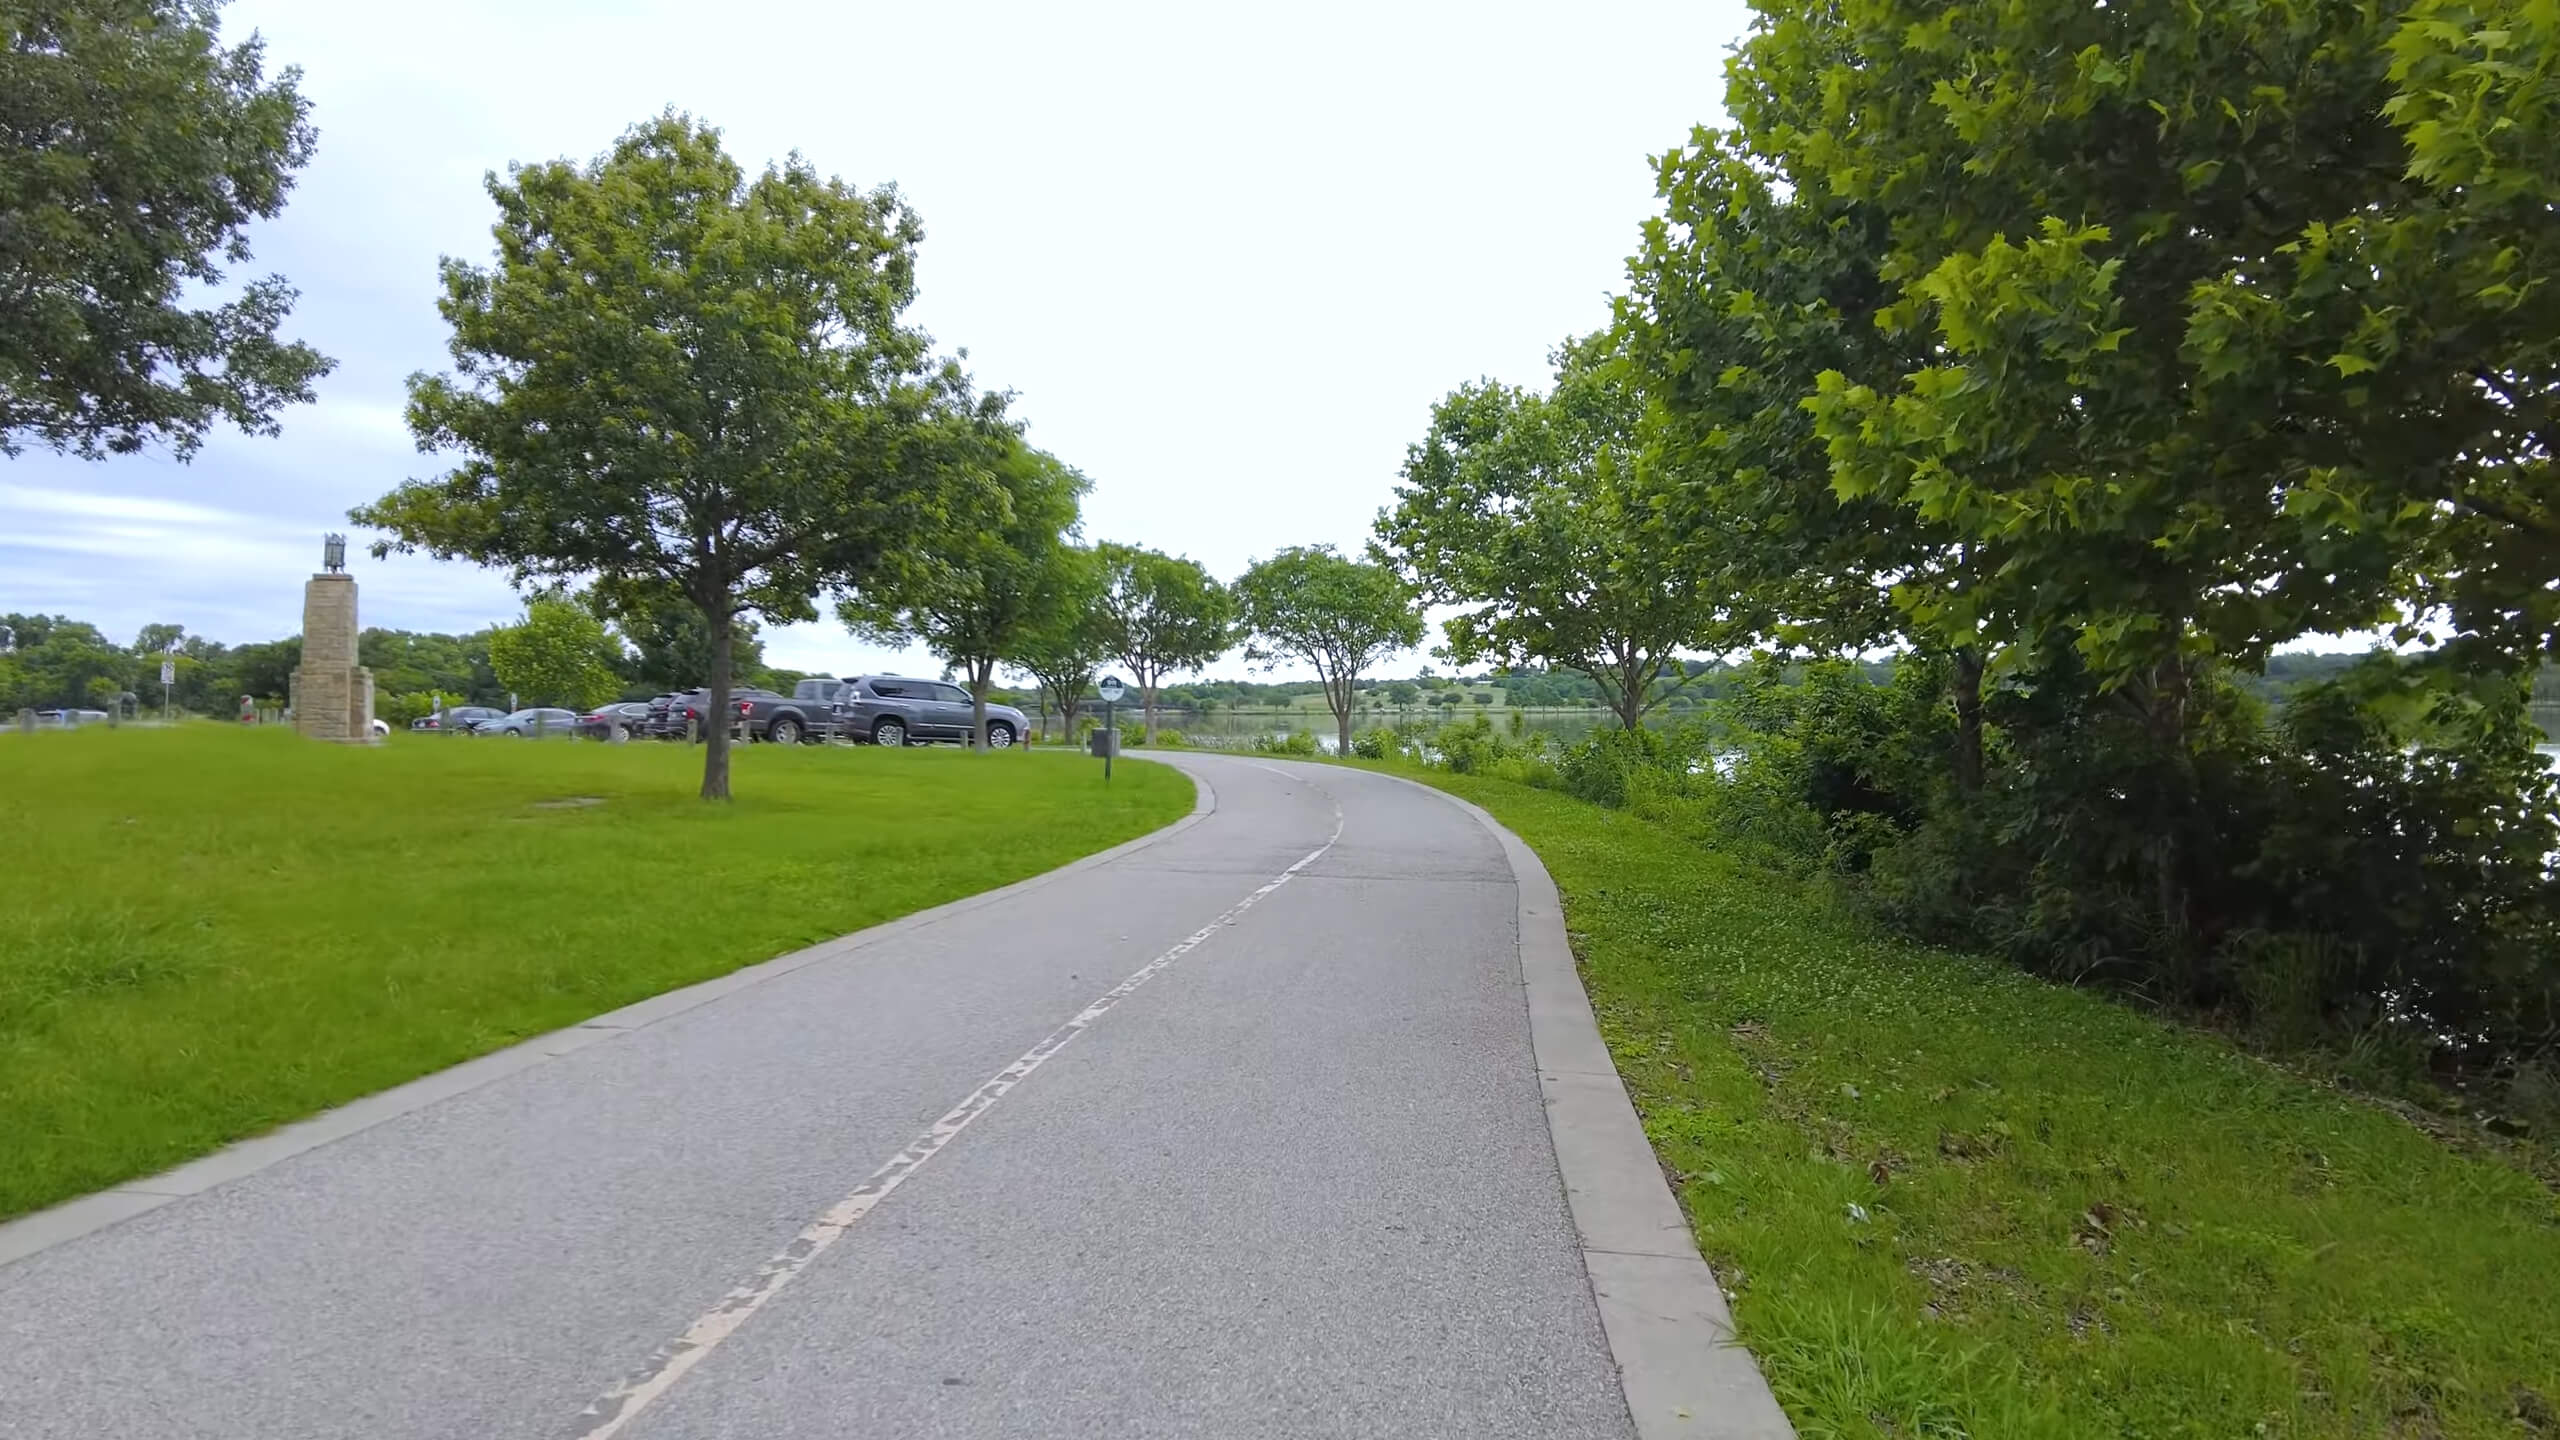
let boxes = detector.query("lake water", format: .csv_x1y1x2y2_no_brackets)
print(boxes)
1146,707,2560,766
1137,706,1650,754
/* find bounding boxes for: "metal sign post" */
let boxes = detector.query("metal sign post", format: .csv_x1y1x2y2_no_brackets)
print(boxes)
1097,674,1126,783
160,653,175,721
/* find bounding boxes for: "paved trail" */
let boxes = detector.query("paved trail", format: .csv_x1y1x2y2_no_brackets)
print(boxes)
0,756,1642,1439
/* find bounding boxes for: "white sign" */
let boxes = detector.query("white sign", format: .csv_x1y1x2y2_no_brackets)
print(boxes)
160,660,176,687
1097,675,1126,704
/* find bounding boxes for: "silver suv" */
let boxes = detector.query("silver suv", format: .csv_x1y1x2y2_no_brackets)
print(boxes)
820,675,1029,748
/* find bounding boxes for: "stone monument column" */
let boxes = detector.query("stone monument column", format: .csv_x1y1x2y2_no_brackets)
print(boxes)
292,533,377,744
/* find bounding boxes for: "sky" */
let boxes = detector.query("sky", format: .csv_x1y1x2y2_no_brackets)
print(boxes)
0,0,1756,680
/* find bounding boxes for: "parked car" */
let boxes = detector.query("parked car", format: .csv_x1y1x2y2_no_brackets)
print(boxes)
732,687,840,745
646,686,792,741
33,708,112,727
832,675,1027,748
577,701,653,740
480,707,581,737
643,692,685,739
412,705,506,734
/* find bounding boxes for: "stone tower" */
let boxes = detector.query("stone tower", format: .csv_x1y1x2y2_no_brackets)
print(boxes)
291,534,377,743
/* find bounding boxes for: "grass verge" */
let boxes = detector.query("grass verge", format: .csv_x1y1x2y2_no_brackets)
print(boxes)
0,725,1190,1220
1362,760,2559,1440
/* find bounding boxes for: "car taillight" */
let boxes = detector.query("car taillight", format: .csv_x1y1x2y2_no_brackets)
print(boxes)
737,701,753,715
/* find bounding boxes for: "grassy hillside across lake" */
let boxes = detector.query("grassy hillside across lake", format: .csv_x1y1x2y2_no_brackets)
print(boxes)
1373,763,2560,1440
0,726,1191,1220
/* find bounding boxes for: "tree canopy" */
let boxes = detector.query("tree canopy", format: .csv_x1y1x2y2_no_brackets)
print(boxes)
354,112,995,797
1235,545,1421,757
1377,332,1727,730
1009,544,1114,740
487,598,621,712
843,441,1087,748
1094,543,1232,743
1,0,332,458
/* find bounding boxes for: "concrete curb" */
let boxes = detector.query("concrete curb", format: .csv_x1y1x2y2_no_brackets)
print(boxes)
1380,772,1797,1440
0,758,1214,1272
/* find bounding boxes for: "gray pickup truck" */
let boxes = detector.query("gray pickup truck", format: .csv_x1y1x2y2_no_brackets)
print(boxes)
802,675,1027,748
729,686,839,744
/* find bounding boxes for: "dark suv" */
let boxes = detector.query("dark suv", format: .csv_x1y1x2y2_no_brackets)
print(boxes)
827,675,1027,748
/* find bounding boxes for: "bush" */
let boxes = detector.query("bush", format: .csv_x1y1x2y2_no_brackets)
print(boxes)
1351,727,1401,760
1250,729,1318,757
1714,650,2560,1079
377,692,439,728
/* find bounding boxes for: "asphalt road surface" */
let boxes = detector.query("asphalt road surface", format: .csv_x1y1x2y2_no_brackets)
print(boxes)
0,754,1636,1439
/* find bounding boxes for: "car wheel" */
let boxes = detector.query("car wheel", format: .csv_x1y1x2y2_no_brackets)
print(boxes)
873,718,907,748
986,722,1016,750
770,715,804,745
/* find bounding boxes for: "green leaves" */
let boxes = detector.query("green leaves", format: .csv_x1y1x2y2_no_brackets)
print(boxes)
1093,543,1233,735
0,0,332,458
839,438,1087,736
486,600,622,712
1377,329,1730,728
357,111,985,795
1235,546,1422,750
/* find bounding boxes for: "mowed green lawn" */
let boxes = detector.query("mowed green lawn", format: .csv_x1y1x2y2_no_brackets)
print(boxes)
1370,764,2560,1440
0,725,1190,1219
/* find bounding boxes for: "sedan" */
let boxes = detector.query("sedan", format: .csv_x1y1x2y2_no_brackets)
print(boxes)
481,707,581,737
413,705,507,734
577,702,653,740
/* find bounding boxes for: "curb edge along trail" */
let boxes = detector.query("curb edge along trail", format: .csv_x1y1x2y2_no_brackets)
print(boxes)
0,753,1790,1439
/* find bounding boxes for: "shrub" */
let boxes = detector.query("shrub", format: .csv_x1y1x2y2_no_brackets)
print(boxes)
1251,729,1318,757
1351,727,1401,760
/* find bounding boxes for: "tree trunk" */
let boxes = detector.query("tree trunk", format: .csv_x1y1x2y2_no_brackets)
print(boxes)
1951,645,1984,794
1616,651,1646,731
2143,653,2197,957
1332,669,1356,757
969,657,993,753
701,606,734,802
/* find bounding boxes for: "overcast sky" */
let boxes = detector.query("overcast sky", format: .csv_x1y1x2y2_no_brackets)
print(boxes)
1,0,1754,678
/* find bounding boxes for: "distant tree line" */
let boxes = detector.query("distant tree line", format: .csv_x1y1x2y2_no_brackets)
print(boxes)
0,605,815,721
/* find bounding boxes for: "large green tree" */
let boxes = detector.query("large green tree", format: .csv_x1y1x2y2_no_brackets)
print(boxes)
1,0,332,457
355,112,992,798
1378,333,1725,730
1234,545,1422,757
487,599,621,712
1626,129,1979,779
842,442,1086,749
1094,543,1231,743
1009,543,1113,741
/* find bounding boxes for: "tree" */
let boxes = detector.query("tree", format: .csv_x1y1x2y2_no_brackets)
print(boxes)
1010,545,1113,741
2,0,332,458
1234,545,1422,757
843,442,1085,749
1621,128,1989,781
1384,680,1420,708
1093,543,1232,744
620,597,765,697
1377,332,1726,730
488,599,621,711
354,112,991,799
130,622,185,656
